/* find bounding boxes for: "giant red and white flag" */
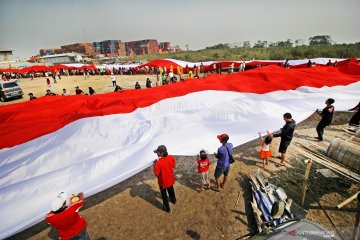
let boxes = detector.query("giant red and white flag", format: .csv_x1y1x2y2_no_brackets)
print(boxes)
0,62,359,238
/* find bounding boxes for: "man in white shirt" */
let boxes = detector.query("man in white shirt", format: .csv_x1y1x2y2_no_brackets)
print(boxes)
230,63,234,73
111,74,116,86
62,88,70,96
169,71,174,81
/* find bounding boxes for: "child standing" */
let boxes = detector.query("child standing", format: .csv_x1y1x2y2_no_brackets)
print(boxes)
258,131,273,169
196,150,211,192
46,78,51,90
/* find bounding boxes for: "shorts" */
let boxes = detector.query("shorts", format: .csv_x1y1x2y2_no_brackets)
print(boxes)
279,140,291,153
214,167,230,179
259,150,272,159
200,171,210,185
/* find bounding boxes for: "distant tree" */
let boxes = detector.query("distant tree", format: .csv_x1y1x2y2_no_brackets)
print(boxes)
253,40,262,48
268,42,276,48
276,41,285,47
308,35,332,46
253,40,268,48
243,41,251,48
206,43,230,50
276,39,293,47
295,39,305,46
232,42,242,48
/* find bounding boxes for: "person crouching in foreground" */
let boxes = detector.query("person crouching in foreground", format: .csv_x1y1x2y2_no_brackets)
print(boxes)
153,145,177,213
46,192,90,240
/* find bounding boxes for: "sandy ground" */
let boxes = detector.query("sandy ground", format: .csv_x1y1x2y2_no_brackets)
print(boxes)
3,76,359,240
0,74,168,106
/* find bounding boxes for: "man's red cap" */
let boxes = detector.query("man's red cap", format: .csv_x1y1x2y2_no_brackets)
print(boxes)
217,133,228,141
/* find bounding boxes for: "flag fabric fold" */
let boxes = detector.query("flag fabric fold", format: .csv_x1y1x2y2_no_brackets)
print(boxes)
0,63,359,238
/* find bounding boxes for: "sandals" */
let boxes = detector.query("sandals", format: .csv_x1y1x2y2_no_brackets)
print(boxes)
211,186,221,192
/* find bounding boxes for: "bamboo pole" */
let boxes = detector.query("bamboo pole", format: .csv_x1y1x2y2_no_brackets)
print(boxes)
353,194,360,240
234,191,241,208
301,159,312,206
293,145,360,183
337,191,360,209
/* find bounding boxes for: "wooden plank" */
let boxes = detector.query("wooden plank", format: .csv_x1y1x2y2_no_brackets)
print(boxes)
250,174,261,190
234,191,241,208
353,199,360,240
301,160,312,206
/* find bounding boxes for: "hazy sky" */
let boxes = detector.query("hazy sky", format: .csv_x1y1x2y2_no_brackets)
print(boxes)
0,0,359,58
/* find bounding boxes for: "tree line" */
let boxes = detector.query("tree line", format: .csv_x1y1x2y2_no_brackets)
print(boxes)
206,35,353,49
123,35,360,62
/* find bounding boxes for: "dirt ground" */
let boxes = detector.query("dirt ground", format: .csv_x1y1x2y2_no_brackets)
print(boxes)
4,76,360,240
0,74,172,106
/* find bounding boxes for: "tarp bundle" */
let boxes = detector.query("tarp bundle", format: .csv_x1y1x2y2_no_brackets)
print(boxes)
249,170,294,231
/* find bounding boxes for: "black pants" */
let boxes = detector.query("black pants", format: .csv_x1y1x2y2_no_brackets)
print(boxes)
112,81,116,86
349,111,360,126
279,140,291,153
69,227,90,240
160,185,176,211
316,120,331,141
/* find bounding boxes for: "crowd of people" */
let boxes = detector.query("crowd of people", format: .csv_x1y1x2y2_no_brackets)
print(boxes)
25,67,203,100
5,58,356,104
1,60,249,83
2,58,359,83
28,86,95,99
0,66,141,82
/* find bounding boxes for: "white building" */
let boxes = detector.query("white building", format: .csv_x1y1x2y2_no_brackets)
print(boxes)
41,53,83,64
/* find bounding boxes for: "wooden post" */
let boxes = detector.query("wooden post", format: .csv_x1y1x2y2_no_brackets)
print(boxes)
301,159,312,206
353,193,360,240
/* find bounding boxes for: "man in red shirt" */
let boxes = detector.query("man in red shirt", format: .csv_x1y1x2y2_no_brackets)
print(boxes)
45,192,90,240
153,145,176,213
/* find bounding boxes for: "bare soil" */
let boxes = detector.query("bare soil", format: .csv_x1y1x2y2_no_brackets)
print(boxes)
4,75,359,240
0,74,171,106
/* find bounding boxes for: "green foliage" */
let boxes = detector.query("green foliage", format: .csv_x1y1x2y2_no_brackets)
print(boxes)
253,40,267,48
243,41,251,48
123,44,360,62
206,43,230,50
276,39,293,48
212,53,220,59
309,35,332,46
